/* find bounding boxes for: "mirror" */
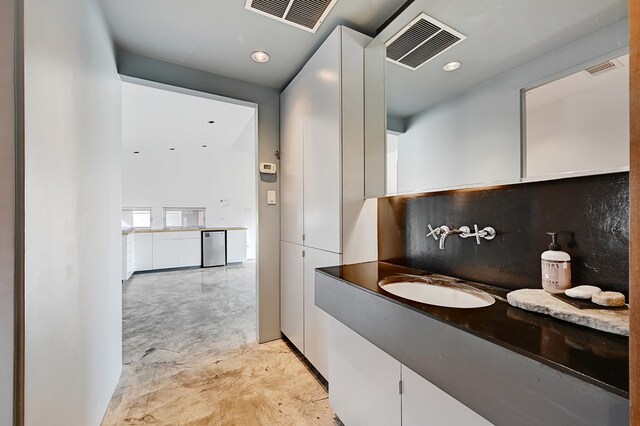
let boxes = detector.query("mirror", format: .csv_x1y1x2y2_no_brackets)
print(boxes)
365,0,629,197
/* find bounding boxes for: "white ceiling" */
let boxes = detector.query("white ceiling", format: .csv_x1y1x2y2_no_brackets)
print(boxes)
527,54,629,109
122,81,255,154
100,0,408,89
380,0,628,118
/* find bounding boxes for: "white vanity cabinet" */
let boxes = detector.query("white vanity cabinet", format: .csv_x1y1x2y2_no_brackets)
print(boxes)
329,318,401,426
303,247,341,378
280,242,340,379
401,365,492,426
280,72,305,246
279,25,377,378
328,318,492,426
280,241,304,351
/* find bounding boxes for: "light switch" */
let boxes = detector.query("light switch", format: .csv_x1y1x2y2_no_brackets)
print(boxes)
267,190,277,205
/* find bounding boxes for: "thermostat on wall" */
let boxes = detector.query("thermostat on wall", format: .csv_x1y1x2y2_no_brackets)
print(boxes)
259,163,277,174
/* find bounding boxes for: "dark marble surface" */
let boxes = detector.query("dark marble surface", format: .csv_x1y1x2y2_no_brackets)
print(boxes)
378,172,630,295
317,261,629,397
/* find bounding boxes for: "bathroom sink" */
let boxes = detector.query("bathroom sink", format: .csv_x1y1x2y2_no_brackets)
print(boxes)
378,276,495,309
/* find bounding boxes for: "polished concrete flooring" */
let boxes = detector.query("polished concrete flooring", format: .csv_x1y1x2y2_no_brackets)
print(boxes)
102,262,336,425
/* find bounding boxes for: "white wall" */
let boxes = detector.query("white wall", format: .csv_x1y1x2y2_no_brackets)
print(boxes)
525,56,629,177
397,19,628,193
386,134,398,194
118,52,281,343
23,0,122,424
123,114,257,259
0,0,16,422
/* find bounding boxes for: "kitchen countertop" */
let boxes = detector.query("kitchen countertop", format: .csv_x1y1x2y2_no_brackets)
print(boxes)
124,227,248,234
317,261,629,398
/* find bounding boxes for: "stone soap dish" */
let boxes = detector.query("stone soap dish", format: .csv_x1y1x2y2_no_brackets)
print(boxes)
551,293,628,310
507,289,629,336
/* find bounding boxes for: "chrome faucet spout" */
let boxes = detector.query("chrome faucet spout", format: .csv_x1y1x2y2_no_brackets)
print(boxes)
438,226,471,249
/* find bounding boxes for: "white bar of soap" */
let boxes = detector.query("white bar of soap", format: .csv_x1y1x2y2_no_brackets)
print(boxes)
565,285,601,299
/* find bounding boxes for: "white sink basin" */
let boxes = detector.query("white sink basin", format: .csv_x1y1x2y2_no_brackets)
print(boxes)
378,277,495,309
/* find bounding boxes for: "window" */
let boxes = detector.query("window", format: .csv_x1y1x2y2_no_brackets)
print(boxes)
122,208,152,229
163,207,206,229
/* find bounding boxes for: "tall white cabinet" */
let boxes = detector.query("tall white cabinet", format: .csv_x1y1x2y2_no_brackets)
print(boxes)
280,26,378,379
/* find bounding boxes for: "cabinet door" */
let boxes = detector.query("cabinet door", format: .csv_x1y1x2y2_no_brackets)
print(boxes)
280,241,304,352
177,238,201,267
152,237,179,269
303,29,342,254
280,76,305,245
227,230,247,263
402,365,492,426
304,247,340,378
133,233,153,271
328,317,401,426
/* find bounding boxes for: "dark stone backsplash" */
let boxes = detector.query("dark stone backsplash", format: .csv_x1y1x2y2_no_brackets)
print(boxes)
378,172,629,295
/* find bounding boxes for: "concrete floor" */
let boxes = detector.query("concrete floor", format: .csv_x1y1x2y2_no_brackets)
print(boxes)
102,262,336,425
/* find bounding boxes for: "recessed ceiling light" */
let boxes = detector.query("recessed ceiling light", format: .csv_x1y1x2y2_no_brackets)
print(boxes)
443,61,462,72
251,51,270,63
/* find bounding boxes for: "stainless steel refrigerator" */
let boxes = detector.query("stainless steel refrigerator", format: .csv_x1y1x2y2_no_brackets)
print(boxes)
202,231,226,267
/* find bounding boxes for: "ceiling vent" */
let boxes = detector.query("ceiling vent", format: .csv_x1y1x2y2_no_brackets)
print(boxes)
584,59,623,77
245,0,338,33
386,13,466,71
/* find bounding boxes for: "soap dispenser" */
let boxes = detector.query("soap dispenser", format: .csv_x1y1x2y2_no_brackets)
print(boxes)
541,232,571,293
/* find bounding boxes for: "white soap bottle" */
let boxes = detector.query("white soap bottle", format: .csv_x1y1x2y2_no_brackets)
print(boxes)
541,232,571,294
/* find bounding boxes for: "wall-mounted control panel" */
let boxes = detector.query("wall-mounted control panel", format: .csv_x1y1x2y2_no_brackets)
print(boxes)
260,163,277,174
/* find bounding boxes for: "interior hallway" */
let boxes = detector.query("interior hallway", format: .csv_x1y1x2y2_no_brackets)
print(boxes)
102,262,336,425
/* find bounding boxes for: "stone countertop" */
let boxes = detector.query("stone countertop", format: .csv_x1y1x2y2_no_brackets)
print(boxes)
317,261,629,398
127,227,248,234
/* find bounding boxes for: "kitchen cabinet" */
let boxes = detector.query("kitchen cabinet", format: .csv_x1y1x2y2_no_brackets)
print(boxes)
177,237,201,267
226,229,247,263
134,232,153,271
121,232,135,281
328,318,490,426
279,25,377,378
281,241,304,351
151,231,201,270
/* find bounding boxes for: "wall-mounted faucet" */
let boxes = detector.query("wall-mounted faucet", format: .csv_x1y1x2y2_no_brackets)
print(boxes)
427,224,496,250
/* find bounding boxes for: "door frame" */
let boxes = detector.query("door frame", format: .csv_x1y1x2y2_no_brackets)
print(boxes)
119,75,261,342
629,0,639,422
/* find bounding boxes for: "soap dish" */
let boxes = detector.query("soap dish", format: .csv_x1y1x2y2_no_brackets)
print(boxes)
551,293,628,310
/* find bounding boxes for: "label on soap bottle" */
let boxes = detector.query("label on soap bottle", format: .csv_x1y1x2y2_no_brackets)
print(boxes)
542,260,571,293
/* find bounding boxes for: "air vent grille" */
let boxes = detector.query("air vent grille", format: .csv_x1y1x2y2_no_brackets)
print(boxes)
386,13,466,71
286,0,333,29
386,19,440,61
250,0,290,18
245,0,338,33
585,61,618,76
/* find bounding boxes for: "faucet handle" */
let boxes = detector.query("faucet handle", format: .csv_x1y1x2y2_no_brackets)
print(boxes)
473,224,482,245
426,224,440,240
468,224,496,244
